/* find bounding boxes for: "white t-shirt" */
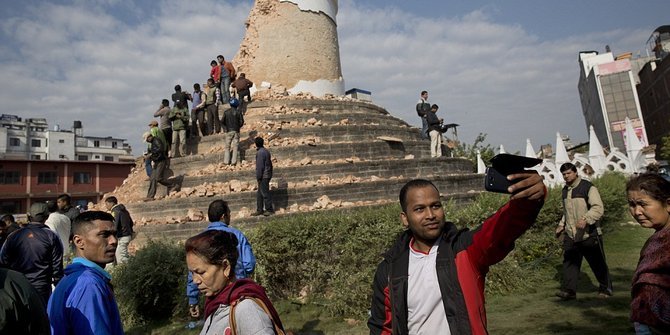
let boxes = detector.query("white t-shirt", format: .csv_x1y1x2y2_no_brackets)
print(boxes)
407,238,451,335
45,212,70,251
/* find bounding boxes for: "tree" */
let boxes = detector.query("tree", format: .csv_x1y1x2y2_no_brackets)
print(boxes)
659,134,670,161
451,133,496,170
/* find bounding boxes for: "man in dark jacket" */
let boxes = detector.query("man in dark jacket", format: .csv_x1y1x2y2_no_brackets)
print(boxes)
232,73,253,103
416,90,431,140
56,194,80,223
0,202,63,307
425,104,443,158
0,267,51,334
143,132,183,201
221,99,244,166
0,215,21,250
368,175,545,335
251,137,274,216
104,196,134,264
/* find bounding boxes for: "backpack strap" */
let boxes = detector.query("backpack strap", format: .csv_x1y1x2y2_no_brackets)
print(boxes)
229,296,285,335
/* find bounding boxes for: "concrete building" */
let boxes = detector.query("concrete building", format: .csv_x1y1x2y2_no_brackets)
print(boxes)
637,25,670,156
577,50,652,151
0,159,134,214
0,114,133,162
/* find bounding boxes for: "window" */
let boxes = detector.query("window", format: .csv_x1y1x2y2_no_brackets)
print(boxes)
37,171,57,184
73,172,91,184
78,155,88,161
94,155,100,159
31,139,41,147
94,140,100,147
0,171,20,184
31,155,41,160
59,154,66,159
9,138,20,146
59,139,65,143
112,141,117,148
104,156,114,162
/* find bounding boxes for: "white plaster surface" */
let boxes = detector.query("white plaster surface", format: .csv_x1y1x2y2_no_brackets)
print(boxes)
280,0,338,23
288,78,345,97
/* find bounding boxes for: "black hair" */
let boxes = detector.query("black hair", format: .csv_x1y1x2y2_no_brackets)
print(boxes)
421,90,427,95
1,214,15,224
399,179,439,212
174,85,181,92
57,194,71,205
560,163,577,173
194,83,200,90
208,199,230,222
255,137,264,147
162,99,169,106
185,230,238,274
431,104,439,110
105,196,118,205
217,55,224,60
210,60,217,66
71,211,114,236
627,173,670,202
46,201,58,213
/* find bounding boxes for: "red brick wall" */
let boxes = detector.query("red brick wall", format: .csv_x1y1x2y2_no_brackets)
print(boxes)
0,159,134,214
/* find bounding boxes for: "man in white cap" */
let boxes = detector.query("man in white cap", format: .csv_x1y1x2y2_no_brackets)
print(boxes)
0,202,63,307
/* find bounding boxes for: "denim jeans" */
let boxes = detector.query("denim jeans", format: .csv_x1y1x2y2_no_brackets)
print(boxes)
221,76,231,103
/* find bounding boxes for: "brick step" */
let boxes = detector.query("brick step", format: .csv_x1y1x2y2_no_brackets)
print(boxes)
135,157,474,190
173,140,439,175
124,173,484,224
184,123,424,156
242,109,410,128
246,99,391,116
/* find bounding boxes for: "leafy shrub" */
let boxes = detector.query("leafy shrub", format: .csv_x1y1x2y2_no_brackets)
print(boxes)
112,239,187,327
248,205,402,318
591,172,628,228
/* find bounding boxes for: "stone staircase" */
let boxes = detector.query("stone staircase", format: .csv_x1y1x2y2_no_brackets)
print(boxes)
106,97,484,245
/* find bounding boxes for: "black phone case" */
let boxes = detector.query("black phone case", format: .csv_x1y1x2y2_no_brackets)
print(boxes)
485,167,514,193
484,154,543,194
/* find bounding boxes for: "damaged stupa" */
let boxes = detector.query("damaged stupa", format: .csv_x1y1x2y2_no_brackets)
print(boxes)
234,0,345,96
101,0,483,245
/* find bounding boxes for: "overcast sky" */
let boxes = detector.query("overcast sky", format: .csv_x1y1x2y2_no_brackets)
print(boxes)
0,0,666,156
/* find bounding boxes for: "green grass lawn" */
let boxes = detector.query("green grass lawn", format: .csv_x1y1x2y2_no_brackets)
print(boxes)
487,223,652,335
133,222,652,335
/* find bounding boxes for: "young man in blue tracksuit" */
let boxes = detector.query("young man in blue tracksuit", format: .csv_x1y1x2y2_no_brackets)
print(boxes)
47,211,124,335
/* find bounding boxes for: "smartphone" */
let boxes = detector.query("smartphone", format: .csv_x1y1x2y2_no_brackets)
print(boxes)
484,167,515,193
484,154,542,194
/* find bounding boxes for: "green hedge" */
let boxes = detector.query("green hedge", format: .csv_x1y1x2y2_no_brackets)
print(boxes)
112,240,187,327
110,172,629,322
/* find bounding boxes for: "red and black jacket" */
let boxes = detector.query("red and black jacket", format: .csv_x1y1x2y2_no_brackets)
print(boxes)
368,197,543,335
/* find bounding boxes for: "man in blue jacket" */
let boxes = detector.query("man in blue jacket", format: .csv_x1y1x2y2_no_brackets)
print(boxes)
186,199,256,318
47,211,123,335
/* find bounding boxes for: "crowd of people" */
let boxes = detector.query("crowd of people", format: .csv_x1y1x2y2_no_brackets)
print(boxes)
147,54,252,158
141,53,255,203
1,167,670,333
